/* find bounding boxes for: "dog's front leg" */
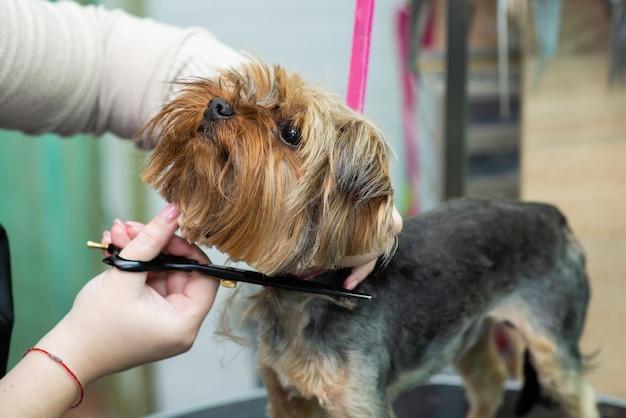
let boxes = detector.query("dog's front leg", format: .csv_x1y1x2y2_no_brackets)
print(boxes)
259,364,320,418
260,362,394,418
317,368,396,418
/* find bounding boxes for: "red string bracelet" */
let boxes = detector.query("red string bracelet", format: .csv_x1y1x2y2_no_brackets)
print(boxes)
23,347,84,409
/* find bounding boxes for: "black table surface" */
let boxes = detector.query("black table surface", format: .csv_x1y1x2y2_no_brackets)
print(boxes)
156,381,626,418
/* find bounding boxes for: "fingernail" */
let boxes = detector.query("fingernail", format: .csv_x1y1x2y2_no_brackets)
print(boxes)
159,203,180,223
102,230,111,242
113,219,124,229
344,279,357,290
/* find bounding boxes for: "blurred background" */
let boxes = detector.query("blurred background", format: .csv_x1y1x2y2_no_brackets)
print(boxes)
1,0,625,416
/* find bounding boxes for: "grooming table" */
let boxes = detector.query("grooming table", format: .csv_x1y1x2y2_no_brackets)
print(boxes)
145,376,626,418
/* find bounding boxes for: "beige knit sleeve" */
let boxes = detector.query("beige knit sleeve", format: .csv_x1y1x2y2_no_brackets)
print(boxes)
0,0,245,140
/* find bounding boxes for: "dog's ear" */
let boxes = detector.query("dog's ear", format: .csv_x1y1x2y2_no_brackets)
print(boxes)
316,119,396,266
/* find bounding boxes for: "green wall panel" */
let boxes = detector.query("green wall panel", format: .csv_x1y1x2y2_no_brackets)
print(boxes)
0,130,103,367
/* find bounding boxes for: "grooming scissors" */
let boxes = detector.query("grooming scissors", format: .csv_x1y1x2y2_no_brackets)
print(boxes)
87,242,372,300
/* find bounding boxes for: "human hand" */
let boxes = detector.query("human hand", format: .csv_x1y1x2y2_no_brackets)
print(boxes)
36,204,219,386
341,205,403,290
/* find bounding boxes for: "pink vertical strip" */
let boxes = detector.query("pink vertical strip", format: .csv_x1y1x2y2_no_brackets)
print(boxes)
422,2,436,49
396,5,420,216
346,0,375,113
395,3,435,216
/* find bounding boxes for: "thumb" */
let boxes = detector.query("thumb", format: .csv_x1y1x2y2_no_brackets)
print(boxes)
119,203,180,261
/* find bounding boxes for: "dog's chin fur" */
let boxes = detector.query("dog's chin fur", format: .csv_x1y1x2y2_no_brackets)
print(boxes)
139,59,396,275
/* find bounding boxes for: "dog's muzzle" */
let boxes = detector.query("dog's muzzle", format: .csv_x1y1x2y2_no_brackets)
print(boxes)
198,97,234,136
204,97,234,121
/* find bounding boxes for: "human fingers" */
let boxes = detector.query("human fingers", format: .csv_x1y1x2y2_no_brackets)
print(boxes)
118,217,214,300
108,219,133,249
122,218,214,297
163,271,220,319
125,220,210,264
343,258,377,290
341,205,402,289
100,219,135,257
122,221,145,239
101,230,112,256
119,203,180,262
392,204,403,234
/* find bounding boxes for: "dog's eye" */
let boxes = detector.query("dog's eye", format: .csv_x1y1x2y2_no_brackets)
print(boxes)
278,122,301,147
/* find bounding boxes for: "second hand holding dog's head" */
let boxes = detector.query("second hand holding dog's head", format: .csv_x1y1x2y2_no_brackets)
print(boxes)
141,59,397,275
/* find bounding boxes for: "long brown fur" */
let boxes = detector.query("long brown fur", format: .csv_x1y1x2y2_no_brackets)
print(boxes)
140,59,396,275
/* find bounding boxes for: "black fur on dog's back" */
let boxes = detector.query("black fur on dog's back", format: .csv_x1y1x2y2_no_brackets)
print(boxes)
254,198,593,417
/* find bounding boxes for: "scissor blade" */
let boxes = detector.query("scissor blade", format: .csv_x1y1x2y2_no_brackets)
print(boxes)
103,254,372,300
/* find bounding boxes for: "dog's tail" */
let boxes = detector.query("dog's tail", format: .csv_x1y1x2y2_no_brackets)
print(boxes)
514,349,558,416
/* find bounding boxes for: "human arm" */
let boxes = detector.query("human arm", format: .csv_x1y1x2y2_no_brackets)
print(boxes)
0,204,219,417
0,0,244,141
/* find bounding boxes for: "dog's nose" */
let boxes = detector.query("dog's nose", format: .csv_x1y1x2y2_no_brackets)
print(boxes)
205,97,234,121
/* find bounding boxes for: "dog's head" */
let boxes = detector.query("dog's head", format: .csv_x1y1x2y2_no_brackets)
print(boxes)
140,59,396,275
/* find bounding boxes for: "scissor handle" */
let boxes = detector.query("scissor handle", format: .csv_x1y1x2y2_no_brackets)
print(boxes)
103,254,198,272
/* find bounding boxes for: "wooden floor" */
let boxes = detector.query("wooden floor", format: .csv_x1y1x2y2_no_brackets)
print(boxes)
521,50,626,397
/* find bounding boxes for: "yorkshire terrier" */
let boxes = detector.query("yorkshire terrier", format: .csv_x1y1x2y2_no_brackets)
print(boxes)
139,59,599,418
